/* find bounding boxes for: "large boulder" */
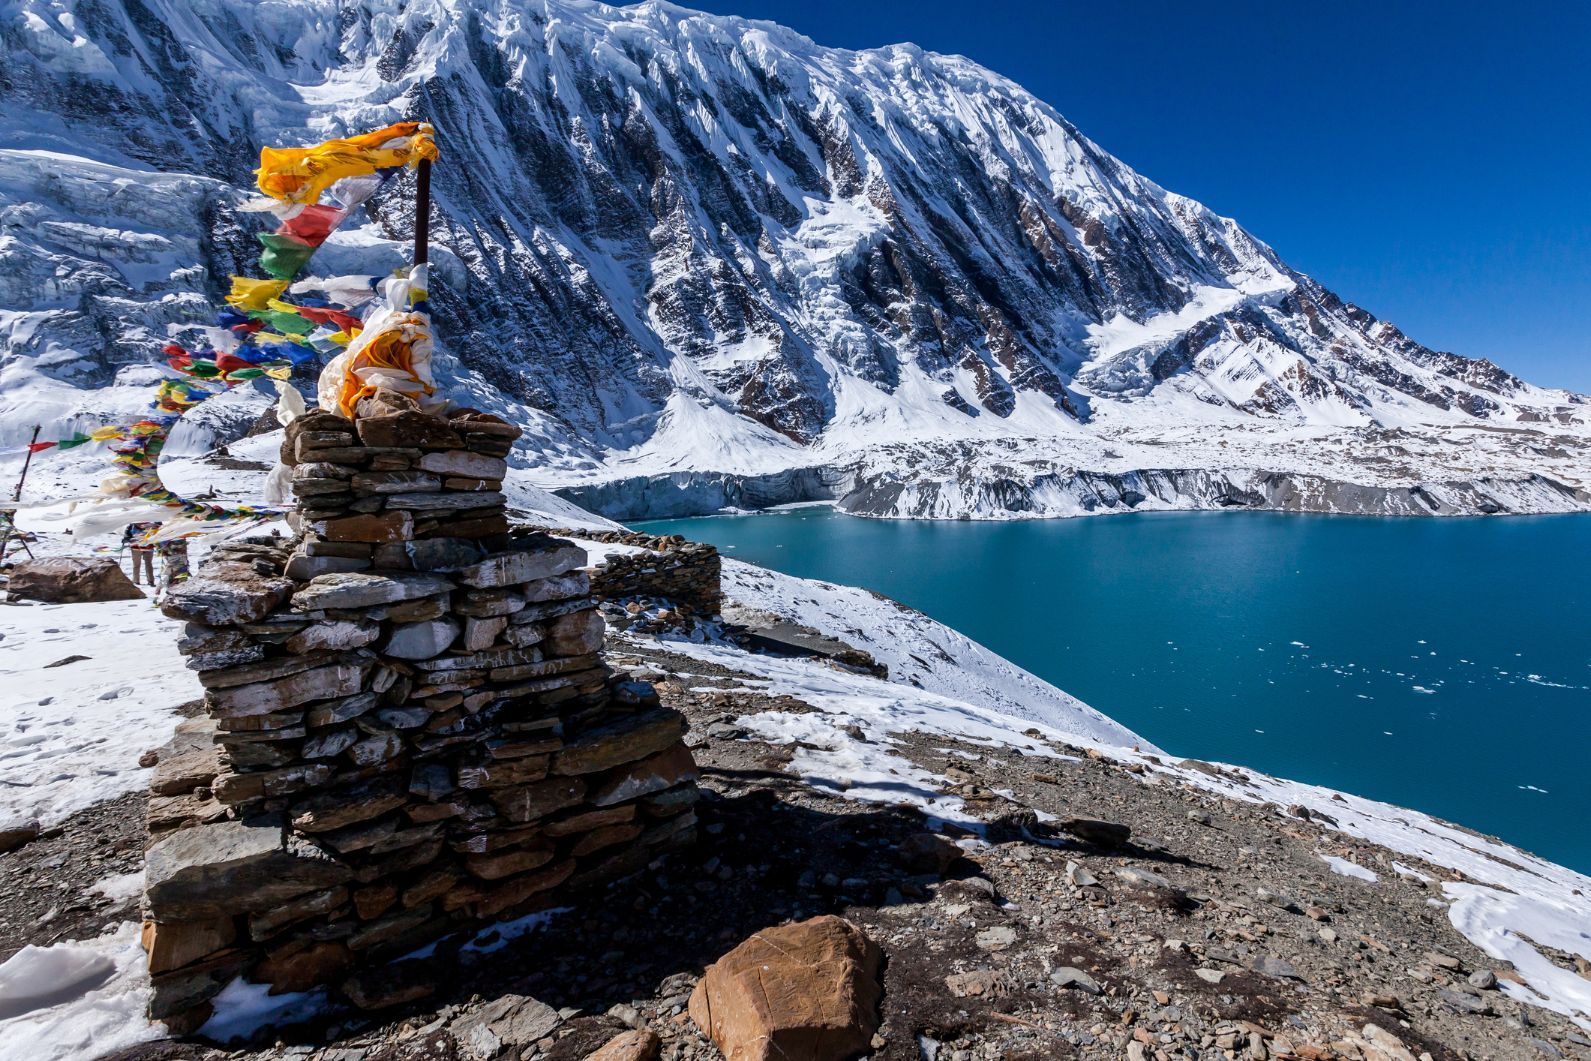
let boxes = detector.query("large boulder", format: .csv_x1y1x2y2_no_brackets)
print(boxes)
7,557,143,603
688,916,883,1061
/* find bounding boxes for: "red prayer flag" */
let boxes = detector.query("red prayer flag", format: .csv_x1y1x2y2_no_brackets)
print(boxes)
276,204,348,247
27,441,56,453
293,304,365,333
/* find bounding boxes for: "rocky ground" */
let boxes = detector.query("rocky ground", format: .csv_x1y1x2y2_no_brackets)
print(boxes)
3,616,1588,1061
0,791,146,964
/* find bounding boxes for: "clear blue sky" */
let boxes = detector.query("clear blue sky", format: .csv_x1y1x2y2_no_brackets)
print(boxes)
687,0,1591,392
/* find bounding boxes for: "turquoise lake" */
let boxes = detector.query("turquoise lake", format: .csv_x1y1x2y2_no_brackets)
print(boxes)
635,508,1591,874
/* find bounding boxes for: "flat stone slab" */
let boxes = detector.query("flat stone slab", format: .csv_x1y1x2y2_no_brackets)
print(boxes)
292,571,454,611
417,450,507,479
207,660,368,717
554,709,686,777
457,544,587,589
150,719,223,796
145,816,351,920
162,572,295,626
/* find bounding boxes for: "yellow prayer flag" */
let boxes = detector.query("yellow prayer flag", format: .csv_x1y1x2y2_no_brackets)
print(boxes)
256,122,439,205
225,277,290,311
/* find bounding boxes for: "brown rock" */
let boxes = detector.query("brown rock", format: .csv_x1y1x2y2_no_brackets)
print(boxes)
255,940,353,995
285,410,355,446
588,1029,662,1061
545,607,604,656
312,510,415,543
570,821,643,856
354,389,420,418
455,542,585,589
591,746,699,807
465,845,555,881
212,763,333,805
350,470,443,494
356,410,463,451
489,777,587,823
341,959,437,1010
292,570,453,610
196,648,349,690
147,791,227,835
141,917,236,974
449,993,561,1052
897,832,963,875
416,449,507,480
458,755,550,789
149,724,223,796
689,916,883,1061
290,780,408,833
0,819,41,854
1057,817,1132,849
7,557,143,603
521,570,590,603
148,949,248,1020
471,860,575,919
247,885,349,939
285,618,381,654
461,615,508,651
438,514,509,538
553,709,687,776
401,870,459,907
543,804,637,837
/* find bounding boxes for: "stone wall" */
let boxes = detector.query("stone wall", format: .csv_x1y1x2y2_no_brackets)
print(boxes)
142,396,698,1029
566,530,722,615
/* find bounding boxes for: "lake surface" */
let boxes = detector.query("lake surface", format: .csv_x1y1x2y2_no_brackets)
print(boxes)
635,508,1591,873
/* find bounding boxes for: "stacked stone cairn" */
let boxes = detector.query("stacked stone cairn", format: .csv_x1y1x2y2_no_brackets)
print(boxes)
143,391,699,1028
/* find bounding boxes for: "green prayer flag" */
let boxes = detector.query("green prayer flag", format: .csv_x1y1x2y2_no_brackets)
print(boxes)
257,232,317,280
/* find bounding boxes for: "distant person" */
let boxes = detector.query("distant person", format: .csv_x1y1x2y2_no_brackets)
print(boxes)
157,538,190,594
123,524,155,585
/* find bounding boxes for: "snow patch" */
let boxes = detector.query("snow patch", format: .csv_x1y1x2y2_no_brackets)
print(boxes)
0,923,158,1061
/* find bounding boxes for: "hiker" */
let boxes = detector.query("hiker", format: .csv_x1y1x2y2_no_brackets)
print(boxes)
123,523,156,585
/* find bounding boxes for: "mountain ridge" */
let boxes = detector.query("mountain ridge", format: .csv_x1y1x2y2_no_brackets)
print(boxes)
1,0,1587,519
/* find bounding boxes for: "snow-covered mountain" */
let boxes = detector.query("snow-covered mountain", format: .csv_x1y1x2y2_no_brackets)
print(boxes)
3,0,1587,518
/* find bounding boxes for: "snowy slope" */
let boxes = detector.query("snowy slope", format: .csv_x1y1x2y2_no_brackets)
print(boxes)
651,632,1591,1035
719,556,1148,749
0,598,197,828
2,0,1587,521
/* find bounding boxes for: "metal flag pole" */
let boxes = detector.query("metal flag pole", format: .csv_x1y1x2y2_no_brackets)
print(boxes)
0,424,42,564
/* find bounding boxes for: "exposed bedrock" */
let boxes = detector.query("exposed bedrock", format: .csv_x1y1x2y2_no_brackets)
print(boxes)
559,464,1589,522
555,466,849,521
838,468,1591,520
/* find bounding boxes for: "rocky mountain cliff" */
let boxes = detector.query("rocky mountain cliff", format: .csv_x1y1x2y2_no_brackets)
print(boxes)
3,0,1588,518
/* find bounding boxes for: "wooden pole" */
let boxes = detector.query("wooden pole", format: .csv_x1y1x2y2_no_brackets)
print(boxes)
413,156,431,267
0,425,41,564
12,425,40,502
